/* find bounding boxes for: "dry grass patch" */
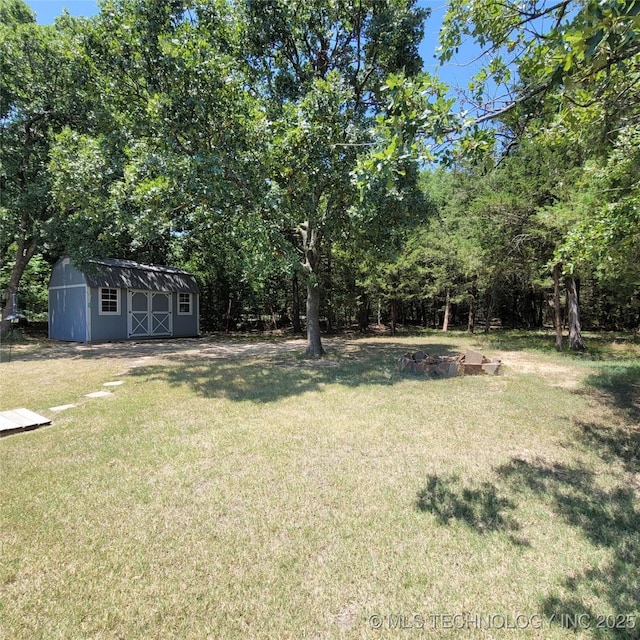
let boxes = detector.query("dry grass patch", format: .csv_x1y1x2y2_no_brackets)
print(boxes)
1,332,639,639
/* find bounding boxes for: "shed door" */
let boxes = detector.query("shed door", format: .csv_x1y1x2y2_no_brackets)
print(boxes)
128,290,172,338
151,292,172,336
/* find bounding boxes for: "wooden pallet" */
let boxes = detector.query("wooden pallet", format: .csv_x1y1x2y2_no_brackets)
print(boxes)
0,408,51,436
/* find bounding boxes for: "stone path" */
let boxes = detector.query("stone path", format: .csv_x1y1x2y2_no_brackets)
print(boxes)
2,378,127,436
29,336,328,424
47,380,125,414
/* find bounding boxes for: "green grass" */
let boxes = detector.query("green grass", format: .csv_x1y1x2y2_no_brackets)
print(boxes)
1,333,639,639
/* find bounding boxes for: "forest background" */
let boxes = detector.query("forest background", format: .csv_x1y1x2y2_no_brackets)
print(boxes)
2,0,639,355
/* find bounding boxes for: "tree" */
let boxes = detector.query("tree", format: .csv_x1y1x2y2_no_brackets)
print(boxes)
71,0,432,356
245,0,430,355
0,2,95,337
359,0,640,347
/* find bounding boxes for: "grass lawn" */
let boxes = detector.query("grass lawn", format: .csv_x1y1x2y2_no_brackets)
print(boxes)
1,330,639,639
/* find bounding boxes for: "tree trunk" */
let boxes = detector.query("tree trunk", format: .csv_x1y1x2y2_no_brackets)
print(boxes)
442,287,451,332
538,291,544,327
299,220,324,358
484,290,494,334
390,300,397,335
1,238,38,340
291,273,302,333
225,298,232,334
565,274,585,351
467,295,475,333
553,263,563,351
357,295,368,332
306,281,324,357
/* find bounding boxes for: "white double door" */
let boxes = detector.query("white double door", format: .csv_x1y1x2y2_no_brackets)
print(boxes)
128,290,172,338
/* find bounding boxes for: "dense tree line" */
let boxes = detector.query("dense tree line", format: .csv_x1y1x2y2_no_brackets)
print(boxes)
1,0,639,350
366,0,640,348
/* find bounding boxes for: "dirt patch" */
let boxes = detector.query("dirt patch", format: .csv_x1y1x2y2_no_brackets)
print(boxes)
495,351,584,388
4,335,588,390
3,335,309,364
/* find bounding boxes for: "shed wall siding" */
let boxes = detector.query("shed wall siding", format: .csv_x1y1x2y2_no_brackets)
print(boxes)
49,258,86,288
172,294,199,337
89,287,129,341
48,286,88,342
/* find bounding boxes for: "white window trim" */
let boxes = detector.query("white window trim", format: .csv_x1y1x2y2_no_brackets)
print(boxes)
99,287,120,315
177,292,192,315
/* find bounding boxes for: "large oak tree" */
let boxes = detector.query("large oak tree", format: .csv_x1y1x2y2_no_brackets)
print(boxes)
82,0,428,356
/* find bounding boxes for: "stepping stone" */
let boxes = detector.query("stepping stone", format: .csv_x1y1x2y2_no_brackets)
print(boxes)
0,408,51,436
50,404,77,412
85,391,113,398
103,381,124,387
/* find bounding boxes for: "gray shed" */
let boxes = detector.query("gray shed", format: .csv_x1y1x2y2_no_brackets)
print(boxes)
48,257,200,342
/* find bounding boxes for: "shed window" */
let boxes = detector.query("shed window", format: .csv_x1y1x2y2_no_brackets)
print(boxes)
100,288,120,315
178,292,192,315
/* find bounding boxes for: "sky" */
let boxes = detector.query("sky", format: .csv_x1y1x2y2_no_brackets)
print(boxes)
24,0,480,91
26,0,98,23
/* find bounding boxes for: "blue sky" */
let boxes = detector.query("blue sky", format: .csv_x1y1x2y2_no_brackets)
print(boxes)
24,0,479,90
26,0,98,23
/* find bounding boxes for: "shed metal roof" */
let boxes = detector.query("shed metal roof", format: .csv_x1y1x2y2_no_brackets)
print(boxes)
83,258,199,293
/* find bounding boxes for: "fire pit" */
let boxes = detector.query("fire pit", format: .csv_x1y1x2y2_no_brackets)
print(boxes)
396,349,502,378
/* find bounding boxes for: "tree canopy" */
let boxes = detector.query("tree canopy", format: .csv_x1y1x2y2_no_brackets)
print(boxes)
1,0,639,346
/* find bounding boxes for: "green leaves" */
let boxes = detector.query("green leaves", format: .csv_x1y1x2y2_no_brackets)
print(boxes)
556,125,640,283
354,71,466,188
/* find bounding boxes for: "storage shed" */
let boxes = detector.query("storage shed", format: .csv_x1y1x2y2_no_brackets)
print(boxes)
49,257,200,342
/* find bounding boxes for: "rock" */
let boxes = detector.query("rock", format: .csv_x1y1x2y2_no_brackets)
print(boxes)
434,360,459,378
462,363,485,375
420,362,438,377
464,350,485,365
396,355,415,372
481,358,502,375
481,362,501,375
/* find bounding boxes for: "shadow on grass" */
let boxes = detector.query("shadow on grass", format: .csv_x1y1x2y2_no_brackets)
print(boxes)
497,457,640,637
577,421,640,475
0,332,462,364
416,474,523,539
126,340,462,403
574,363,640,475
583,364,640,421
416,368,639,638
